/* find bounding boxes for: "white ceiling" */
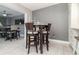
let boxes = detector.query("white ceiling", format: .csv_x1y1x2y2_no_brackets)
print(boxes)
0,5,23,17
20,3,58,11
0,3,58,17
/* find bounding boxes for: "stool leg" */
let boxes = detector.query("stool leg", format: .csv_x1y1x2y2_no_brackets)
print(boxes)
46,34,49,51
43,35,44,44
38,34,39,45
35,35,38,53
26,35,28,49
28,35,30,54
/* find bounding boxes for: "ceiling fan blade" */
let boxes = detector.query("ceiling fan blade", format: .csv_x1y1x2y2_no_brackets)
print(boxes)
0,10,12,17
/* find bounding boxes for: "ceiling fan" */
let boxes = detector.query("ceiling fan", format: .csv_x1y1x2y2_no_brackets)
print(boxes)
0,10,12,17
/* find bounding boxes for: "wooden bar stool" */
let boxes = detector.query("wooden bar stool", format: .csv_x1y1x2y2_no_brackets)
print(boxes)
42,23,51,51
25,22,38,54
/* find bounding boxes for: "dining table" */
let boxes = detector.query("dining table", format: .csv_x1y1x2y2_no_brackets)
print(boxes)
33,23,48,54
5,30,18,41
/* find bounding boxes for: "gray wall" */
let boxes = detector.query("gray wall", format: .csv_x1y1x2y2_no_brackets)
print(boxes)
5,17,12,26
32,3,69,41
0,16,6,26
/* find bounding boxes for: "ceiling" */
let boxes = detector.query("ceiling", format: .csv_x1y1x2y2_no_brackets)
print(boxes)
0,3,58,17
0,5,23,17
20,3,58,11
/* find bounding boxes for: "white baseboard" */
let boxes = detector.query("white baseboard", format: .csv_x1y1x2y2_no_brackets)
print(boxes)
49,39,70,44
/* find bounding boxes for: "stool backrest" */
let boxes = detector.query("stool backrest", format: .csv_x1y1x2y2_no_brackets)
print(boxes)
26,22,33,31
48,23,51,31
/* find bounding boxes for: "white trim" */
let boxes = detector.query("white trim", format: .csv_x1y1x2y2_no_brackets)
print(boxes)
49,39,70,44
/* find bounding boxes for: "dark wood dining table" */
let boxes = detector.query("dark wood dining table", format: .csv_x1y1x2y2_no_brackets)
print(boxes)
33,23,48,54
5,30,18,41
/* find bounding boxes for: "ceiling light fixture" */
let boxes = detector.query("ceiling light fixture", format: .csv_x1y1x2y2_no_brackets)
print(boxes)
2,13,7,17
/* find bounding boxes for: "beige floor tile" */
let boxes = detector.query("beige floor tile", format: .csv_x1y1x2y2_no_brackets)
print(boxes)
0,38,73,55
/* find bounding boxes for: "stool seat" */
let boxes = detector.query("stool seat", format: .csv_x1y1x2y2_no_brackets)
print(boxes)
27,31,38,34
30,36,34,38
42,31,50,34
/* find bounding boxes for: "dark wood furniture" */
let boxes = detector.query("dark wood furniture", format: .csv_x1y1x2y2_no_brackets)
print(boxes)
33,23,51,54
25,23,51,54
0,26,20,41
5,30,18,41
42,23,51,51
0,27,11,38
26,23,38,54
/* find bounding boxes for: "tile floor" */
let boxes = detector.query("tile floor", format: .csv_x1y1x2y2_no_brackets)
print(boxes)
0,38,73,55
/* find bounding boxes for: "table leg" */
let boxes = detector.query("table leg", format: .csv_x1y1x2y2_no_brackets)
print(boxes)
40,31,43,54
